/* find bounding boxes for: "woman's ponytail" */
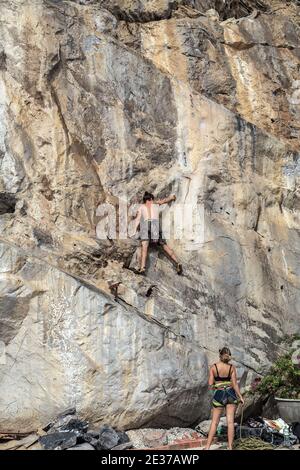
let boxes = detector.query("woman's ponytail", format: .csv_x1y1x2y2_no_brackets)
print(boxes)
219,347,232,363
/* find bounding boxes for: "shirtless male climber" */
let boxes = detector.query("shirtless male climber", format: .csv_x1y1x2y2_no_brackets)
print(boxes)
132,191,183,275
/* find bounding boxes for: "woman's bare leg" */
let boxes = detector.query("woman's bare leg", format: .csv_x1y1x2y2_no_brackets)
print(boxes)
162,243,178,264
205,407,223,450
140,241,149,270
226,404,236,450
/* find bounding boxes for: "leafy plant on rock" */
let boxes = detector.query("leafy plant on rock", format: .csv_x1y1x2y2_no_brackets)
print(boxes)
250,335,300,399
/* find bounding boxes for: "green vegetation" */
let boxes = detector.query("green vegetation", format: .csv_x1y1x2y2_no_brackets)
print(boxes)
250,335,300,399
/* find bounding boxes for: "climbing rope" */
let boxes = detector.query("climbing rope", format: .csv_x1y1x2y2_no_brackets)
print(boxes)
234,404,274,450
239,403,244,439
233,437,274,450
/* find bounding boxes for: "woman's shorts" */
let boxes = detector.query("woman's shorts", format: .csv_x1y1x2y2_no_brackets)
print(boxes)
139,220,167,246
212,387,238,408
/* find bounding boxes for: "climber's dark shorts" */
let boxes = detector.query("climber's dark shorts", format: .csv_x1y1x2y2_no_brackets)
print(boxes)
212,387,238,408
140,220,167,246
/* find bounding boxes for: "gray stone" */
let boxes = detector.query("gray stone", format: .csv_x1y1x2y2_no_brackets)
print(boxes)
82,431,100,443
117,430,130,444
39,432,78,450
53,417,89,435
112,441,133,450
97,425,120,450
196,417,227,435
67,443,95,450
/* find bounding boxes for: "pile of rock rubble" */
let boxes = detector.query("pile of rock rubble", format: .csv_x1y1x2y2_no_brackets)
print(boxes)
0,411,221,450
39,408,132,451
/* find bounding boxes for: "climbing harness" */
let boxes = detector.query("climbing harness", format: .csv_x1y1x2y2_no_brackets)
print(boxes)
212,364,238,408
212,386,238,408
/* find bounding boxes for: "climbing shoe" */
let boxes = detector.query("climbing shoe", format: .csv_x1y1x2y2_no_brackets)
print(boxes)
176,263,183,275
138,267,146,275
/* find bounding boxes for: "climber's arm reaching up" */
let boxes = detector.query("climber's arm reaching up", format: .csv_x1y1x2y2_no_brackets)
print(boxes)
154,194,176,205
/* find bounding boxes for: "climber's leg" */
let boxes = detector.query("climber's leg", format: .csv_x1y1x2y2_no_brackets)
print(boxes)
161,243,183,275
162,243,178,263
204,407,223,450
139,240,149,273
226,404,236,450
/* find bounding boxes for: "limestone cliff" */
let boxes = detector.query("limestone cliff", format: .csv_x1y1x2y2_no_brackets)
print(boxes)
0,0,299,432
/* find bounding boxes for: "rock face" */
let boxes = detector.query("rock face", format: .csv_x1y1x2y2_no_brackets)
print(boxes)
0,0,299,431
